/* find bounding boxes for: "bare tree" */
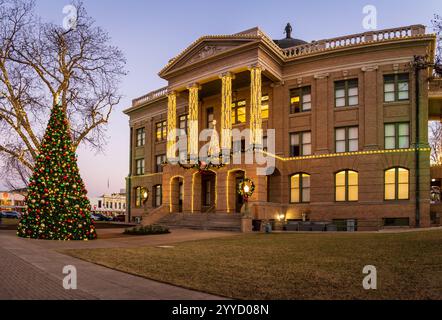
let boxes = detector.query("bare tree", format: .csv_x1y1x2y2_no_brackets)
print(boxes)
0,0,127,188
429,121,442,164
432,14,442,75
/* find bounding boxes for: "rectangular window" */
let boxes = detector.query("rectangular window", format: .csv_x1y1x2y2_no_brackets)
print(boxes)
232,100,246,125
335,127,359,153
136,158,145,175
135,187,142,207
384,74,409,102
179,114,188,135
384,123,410,149
136,127,145,147
206,107,214,129
261,94,269,119
155,154,166,173
290,86,311,114
335,79,358,107
290,132,311,157
263,136,268,152
156,121,167,141
154,185,162,208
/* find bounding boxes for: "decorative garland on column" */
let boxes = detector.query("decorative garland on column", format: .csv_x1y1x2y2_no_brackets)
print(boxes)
249,66,263,147
166,92,177,160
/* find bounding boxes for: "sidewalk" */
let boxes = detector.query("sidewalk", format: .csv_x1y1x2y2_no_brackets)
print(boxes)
0,229,235,300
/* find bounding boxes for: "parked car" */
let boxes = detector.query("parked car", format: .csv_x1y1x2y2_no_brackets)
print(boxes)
1,211,22,219
113,215,126,222
91,213,112,221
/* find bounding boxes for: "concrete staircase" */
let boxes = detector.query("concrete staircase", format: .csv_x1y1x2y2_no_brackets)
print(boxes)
157,212,242,232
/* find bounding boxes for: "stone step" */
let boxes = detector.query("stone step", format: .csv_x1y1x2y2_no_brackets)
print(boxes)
157,213,242,232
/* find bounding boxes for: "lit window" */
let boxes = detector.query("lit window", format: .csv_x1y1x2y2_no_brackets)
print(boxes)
384,74,409,102
156,121,167,141
136,127,145,147
290,87,311,113
290,132,311,157
135,187,143,207
335,79,358,107
385,168,409,200
335,170,358,202
261,95,269,119
136,158,145,175
335,127,359,153
232,100,246,124
290,173,311,203
384,123,410,149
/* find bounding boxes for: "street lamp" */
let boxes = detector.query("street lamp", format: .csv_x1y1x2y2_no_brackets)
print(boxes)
142,187,149,204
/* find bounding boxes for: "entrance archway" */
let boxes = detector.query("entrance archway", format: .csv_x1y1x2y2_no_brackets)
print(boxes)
170,176,184,213
267,168,282,203
201,171,216,212
227,170,246,213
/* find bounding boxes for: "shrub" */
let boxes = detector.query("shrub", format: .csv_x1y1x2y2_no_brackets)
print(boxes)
123,224,170,236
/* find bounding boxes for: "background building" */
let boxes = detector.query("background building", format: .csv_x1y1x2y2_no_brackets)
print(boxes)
124,24,442,230
90,189,126,217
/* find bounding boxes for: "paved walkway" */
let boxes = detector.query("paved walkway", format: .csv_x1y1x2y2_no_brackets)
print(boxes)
0,229,238,300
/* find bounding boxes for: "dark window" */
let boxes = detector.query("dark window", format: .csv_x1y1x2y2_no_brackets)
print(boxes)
384,73,409,102
290,132,311,157
156,121,167,141
179,114,188,135
335,127,359,153
153,185,162,208
136,158,145,175
155,154,166,173
136,127,145,147
335,79,358,107
383,218,410,227
206,107,214,129
290,86,311,113
384,123,410,149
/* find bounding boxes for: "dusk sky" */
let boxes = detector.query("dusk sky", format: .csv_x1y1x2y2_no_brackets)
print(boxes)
32,0,440,197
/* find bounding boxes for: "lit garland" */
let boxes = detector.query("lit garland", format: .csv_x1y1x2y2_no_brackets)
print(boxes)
17,100,97,241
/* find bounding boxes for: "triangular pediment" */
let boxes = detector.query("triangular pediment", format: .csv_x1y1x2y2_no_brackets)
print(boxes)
159,34,263,77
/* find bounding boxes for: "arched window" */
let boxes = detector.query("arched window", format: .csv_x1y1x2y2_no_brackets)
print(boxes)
335,170,358,202
385,168,409,200
290,173,310,203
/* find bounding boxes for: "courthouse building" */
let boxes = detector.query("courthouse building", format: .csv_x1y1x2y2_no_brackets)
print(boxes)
124,23,442,230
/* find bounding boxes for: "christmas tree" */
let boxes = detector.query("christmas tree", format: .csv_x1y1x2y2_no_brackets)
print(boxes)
17,99,97,240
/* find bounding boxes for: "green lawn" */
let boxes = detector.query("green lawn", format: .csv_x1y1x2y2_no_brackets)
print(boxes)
64,230,442,300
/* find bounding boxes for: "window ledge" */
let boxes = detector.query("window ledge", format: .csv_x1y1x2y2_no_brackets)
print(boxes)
334,106,359,111
289,112,312,117
383,100,410,106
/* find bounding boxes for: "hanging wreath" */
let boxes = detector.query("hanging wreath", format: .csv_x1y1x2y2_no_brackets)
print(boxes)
238,178,255,198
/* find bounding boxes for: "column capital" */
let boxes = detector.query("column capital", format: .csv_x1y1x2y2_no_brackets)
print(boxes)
219,71,236,79
187,83,201,90
167,90,179,97
248,63,265,72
